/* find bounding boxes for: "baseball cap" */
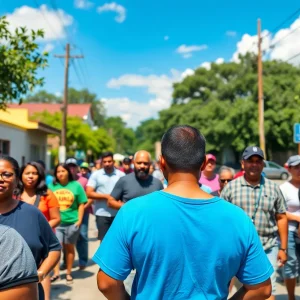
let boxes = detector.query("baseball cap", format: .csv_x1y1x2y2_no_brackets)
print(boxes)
242,146,264,160
80,162,89,169
206,154,216,162
65,158,77,166
287,155,300,167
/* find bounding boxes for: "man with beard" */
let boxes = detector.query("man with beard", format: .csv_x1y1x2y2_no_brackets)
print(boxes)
221,146,288,300
86,152,125,242
107,150,163,210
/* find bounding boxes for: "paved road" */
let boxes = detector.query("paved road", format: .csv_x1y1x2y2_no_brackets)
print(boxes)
51,180,298,299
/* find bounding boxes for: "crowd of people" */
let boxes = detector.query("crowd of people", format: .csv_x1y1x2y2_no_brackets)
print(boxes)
0,124,300,300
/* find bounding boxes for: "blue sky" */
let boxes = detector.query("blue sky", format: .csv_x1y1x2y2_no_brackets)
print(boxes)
1,0,300,127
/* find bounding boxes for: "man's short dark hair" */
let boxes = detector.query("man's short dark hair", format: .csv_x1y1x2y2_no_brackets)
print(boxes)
161,125,206,172
101,151,114,160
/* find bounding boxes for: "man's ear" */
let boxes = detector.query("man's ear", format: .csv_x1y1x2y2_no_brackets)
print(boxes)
241,160,245,170
200,156,207,172
159,155,165,172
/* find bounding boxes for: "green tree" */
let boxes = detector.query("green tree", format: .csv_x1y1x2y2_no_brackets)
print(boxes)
31,111,115,158
104,117,136,155
0,16,48,109
24,90,60,103
136,54,300,158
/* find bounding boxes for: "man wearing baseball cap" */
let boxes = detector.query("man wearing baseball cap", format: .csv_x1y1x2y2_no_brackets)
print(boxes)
221,146,288,299
199,154,220,192
280,155,300,299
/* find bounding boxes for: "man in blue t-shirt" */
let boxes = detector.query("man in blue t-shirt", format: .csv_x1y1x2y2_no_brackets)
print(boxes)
93,125,273,300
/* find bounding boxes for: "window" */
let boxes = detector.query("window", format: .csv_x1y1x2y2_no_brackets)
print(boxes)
0,140,10,155
30,144,40,161
268,162,281,169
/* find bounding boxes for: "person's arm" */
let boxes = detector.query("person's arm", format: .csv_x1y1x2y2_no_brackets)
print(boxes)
276,213,288,266
84,198,94,209
37,251,61,282
229,279,271,300
286,212,300,222
220,184,231,201
274,188,288,266
48,207,61,228
86,186,111,201
0,282,38,300
107,196,124,209
75,204,85,227
46,190,61,228
86,173,111,200
107,179,125,210
97,270,130,300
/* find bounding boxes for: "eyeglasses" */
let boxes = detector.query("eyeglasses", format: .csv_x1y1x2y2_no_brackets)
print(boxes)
220,179,232,183
0,172,14,181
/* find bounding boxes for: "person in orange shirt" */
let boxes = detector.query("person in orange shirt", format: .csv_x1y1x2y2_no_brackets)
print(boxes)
16,161,61,300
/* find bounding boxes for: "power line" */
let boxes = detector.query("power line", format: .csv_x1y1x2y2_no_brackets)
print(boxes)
270,24,300,49
286,51,300,62
48,0,73,45
32,0,65,50
70,59,85,87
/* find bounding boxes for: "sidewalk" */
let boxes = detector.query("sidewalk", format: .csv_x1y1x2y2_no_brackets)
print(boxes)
51,215,105,300
51,215,299,299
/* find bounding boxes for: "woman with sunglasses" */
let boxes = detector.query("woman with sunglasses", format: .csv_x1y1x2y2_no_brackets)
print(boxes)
16,161,61,300
211,166,235,196
0,155,61,300
48,163,87,284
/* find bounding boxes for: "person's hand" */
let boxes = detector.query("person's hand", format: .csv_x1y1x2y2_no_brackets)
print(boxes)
277,249,288,267
74,221,82,228
37,270,46,283
107,196,115,208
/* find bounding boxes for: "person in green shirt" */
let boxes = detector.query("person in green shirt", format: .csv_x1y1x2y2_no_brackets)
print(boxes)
48,163,87,284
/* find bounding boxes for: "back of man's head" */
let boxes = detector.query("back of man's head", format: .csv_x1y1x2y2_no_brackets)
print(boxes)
161,125,206,172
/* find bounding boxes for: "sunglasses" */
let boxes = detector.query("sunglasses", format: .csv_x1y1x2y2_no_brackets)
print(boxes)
220,179,232,183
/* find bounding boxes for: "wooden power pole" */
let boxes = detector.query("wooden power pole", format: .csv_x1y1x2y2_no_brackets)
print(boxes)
54,44,83,162
257,19,266,156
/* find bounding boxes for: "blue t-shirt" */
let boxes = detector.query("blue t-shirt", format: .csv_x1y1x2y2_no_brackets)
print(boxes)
93,191,273,300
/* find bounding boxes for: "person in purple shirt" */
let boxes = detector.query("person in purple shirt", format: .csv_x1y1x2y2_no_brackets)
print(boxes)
199,154,220,192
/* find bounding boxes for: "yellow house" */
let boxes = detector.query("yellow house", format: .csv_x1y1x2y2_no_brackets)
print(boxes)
0,108,60,166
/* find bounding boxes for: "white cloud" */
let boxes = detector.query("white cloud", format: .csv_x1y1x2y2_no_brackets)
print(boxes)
6,5,73,41
74,0,94,9
231,30,272,62
215,57,224,64
176,44,208,58
42,43,54,53
97,2,126,23
55,91,62,97
200,57,224,70
164,36,169,41
226,31,237,37
105,70,183,127
181,68,195,79
270,18,300,65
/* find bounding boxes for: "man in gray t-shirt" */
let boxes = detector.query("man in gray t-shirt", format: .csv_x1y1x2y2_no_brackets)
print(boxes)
108,150,163,210
0,225,38,298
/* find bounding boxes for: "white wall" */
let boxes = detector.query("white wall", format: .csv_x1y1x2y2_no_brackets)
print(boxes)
0,124,47,166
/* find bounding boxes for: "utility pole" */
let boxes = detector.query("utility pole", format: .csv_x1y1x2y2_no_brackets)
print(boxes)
257,19,266,156
54,44,83,162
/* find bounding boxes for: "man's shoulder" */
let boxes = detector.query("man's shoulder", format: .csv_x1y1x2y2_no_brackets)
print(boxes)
263,176,280,190
150,175,163,185
115,169,125,177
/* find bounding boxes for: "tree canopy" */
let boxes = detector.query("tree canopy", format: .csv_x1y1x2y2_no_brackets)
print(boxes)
0,16,48,109
136,54,300,159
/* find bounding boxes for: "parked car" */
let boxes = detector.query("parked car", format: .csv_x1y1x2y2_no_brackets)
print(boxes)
263,161,289,180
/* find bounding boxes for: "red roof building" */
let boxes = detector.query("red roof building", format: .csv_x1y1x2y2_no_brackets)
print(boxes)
8,103,94,127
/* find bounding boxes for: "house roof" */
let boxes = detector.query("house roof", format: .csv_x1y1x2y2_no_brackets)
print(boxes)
0,108,60,135
8,103,92,119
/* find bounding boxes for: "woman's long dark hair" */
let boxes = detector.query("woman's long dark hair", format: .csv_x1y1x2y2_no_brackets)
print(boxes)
53,163,74,185
16,162,48,196
0,155,21,197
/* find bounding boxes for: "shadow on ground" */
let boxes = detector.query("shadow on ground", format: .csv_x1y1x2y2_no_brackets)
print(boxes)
51,284,72,300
